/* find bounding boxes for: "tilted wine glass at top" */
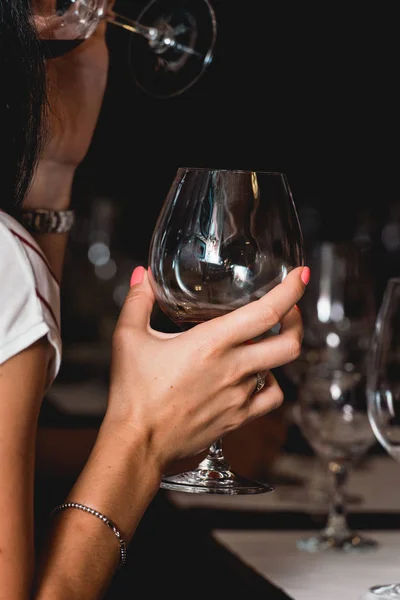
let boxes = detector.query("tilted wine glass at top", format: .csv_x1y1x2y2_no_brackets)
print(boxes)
32,0,217,98
148,168,304,494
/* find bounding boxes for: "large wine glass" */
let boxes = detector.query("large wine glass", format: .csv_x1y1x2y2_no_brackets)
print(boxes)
366,277,400,598
148,168,304,494
32,0,217,98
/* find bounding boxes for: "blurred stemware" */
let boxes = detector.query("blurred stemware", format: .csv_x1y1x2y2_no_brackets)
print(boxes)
282,240,377,504
297,366,378,552
366,277,400,597
284,241,378,550
148,167,304,494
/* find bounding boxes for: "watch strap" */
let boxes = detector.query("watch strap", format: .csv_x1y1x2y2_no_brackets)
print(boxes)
20,209,75,234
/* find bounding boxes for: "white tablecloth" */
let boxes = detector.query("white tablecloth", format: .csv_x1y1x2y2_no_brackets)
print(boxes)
213,530,400,600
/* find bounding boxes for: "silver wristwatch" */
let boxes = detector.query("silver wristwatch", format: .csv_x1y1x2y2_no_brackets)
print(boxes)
20,209,75,234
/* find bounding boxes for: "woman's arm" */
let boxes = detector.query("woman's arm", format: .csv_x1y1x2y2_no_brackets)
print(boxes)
23,164,74,283
23,19,110,282
0,342,161,600
35,419,162,599
0,339,51,598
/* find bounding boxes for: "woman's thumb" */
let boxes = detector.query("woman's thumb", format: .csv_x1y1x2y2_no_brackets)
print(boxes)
117,266,155,330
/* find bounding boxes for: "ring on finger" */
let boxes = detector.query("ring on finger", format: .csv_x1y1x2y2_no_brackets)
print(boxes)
254,372,266,393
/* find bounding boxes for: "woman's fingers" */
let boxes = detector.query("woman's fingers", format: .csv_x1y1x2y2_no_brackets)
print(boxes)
196,266,309,348
233,305,303,374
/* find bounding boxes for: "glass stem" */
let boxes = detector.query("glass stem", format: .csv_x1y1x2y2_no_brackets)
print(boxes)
323,460,352,540
196,438,232,473
105,9,199,57
106,9,160,41
207,438,225,461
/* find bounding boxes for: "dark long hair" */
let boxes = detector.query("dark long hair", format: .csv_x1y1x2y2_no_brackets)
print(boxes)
0,0,47,215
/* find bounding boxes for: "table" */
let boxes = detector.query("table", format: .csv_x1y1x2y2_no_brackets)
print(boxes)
213,530,400,600
165,454,400,600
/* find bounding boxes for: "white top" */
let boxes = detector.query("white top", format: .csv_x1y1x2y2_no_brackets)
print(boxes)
0,211,61,390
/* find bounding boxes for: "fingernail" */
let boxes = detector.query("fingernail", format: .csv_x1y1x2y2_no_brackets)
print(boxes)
130,266,145,287
301,266,311,285
294,304,301,313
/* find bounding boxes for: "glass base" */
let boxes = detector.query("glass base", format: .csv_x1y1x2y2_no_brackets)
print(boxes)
367,584,400,598
160,462,274,495
296,532,378,553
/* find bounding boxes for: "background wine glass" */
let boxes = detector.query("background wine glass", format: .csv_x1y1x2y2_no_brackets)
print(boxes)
290,241,378,551
282,240,377,508
366,277,400,598
296,365,378,552
32,0,217,98
148,167,304,494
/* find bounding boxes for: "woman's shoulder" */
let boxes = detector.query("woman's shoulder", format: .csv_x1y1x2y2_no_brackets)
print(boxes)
0,211,61,387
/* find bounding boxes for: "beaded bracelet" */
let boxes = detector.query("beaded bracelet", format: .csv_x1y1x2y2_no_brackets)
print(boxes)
50,502,127,568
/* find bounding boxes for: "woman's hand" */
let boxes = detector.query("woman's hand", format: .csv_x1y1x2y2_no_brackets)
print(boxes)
105,266,309,476
26,8,111,210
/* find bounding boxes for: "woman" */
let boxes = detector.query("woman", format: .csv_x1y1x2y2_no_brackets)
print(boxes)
0,1,309,597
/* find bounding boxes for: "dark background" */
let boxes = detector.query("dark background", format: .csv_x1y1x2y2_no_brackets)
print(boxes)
74,0,400,261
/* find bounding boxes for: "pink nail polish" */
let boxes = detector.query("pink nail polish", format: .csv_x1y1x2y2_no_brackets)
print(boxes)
301,266,311,285
130,266,145,287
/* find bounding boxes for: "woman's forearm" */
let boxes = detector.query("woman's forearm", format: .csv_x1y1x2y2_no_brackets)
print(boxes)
23,161,75,282
34,417,162,599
